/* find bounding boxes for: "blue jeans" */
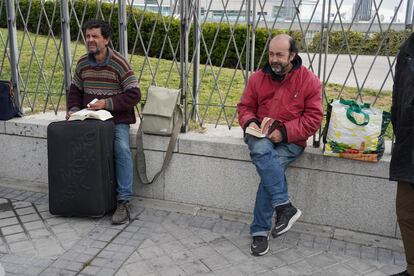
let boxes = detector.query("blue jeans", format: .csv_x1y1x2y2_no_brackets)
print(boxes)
245,135,303,237
114,124,133,201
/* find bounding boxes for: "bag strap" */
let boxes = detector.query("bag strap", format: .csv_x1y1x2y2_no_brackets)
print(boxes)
339,98,370,126
135,106,183,185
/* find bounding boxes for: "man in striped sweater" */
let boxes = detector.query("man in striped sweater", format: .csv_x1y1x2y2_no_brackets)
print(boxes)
67,19,141,224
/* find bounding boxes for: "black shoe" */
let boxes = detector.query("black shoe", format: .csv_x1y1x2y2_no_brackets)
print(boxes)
250,235,269,256
271,203,302,238
111,200,130,225
390,271,411,276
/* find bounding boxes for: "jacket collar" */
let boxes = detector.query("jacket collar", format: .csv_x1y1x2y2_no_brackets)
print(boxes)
262,54,302,82
88,47,112,68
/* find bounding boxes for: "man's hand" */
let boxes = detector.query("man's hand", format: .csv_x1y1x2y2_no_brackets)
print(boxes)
65,111,73,120
87,99,106,110
268,128,283,143
248,122,260,130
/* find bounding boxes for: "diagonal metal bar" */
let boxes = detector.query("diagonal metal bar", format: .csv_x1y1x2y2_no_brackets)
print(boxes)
338,0,387,99
199,0,249,124
353,0,403,103
336,1,401,101
196,0,244,124
323,0,379,100
68,0,88,66
42,39,62,112
0,31,10,77
372,57,397,106
128,1,159,83
145,0,180,85
126,2,148,83
213,47,246,128
285,0,318,73
30,0,61,111
15,0,50,110
147,0,181,87
14,0,65,113
198,0,248,127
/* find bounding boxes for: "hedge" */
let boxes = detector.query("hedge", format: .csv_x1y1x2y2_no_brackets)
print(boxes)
0,0,408,69
307,29,410,56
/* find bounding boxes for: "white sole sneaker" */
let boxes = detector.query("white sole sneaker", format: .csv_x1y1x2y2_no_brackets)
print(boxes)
250,245,269,256
250,235,270,256
272,209,302,237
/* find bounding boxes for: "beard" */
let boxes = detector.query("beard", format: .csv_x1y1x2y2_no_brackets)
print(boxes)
87,43,101,55
270,61,289,76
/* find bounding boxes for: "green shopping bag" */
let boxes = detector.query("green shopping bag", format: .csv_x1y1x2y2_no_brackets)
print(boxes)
323,98,390,163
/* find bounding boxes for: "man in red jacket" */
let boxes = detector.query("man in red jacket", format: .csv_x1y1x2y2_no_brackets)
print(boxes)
237,34,323,256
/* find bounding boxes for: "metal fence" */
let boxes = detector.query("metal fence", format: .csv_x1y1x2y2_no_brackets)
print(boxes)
0,0,413,141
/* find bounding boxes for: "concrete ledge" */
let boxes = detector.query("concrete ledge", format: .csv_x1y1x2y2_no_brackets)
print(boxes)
0,112,398,239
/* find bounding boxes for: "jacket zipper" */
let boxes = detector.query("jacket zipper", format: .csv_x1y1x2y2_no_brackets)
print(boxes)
294,91,300,98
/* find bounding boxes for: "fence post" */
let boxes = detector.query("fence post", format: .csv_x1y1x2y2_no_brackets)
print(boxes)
5,0,22,113
245,0,251,83
314,0,330,148
118,0,128,58
180,0,189,131
61,0,72,103
192,0,200,120
405,0,414,30
250,0,256,73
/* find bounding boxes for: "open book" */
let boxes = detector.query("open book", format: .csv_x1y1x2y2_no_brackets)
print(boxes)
245,117,279,138
68,109,113,121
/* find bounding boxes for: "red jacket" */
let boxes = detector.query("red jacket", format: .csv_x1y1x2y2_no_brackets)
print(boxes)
237,56,323,148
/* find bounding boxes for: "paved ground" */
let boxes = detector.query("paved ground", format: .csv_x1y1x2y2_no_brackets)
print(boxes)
0,184,406,276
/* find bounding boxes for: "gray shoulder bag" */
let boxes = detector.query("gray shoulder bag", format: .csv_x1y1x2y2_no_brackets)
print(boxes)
136,86,183,184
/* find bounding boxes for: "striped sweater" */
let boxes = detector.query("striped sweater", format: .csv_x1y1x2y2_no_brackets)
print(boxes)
68,48,141,124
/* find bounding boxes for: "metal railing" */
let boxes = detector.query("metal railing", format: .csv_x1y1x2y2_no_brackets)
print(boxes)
0,0,412,143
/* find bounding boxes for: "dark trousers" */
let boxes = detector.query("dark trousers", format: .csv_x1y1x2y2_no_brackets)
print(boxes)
397,181,414,275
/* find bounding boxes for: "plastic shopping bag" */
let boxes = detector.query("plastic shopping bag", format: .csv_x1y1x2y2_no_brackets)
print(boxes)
323,99,390,163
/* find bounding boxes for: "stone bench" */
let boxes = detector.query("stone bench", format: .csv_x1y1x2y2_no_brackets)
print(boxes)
0,112,398,239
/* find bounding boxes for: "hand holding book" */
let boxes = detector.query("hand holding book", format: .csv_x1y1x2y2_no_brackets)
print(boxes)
87,98,106,110
245,122,266,138
66,98,112,121
245,117,283,140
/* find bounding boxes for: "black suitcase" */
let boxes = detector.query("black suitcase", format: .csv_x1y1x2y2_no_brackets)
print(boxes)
47,120,116,217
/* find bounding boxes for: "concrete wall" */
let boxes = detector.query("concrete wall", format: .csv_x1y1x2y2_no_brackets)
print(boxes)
0,112,398,238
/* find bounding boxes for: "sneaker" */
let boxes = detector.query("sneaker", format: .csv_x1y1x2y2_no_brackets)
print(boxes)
250,235,269,256
111,200,130,225
271,203,302,238
390,271,411,276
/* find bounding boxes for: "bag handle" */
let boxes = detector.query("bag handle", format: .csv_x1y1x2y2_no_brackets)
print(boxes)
339,98,370,126
135,106,183,185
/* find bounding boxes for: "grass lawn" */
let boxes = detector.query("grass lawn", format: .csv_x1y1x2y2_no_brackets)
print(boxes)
0,27,393,138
